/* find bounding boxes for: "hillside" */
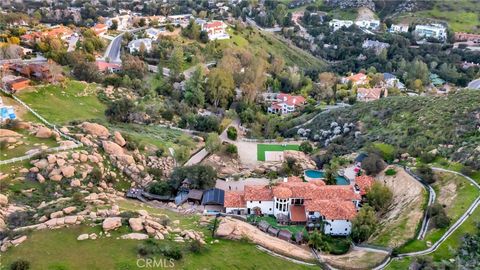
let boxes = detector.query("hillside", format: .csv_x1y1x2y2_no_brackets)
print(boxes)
299,90,480,168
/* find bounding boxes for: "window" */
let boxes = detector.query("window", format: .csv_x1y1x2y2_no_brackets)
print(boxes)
309,211,314,215
250,201,252,203
345,228,348,231
269,208,272,211
259,201,261,204
330,228,332,231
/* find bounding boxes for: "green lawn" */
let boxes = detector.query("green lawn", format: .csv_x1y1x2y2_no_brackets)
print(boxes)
17,80,106,125
257,144,300,161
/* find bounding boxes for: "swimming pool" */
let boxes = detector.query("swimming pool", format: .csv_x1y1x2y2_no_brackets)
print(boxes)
304,170,350,185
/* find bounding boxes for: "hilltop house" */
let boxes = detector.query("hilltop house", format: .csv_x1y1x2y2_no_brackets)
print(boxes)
389,24,409,33
414,24,447,41
455,32,480,43
329,19,354,31
145,28,165,39
8,62,62,83
1,75,30,93
96,61,122,73
201,21,230,40
383,73,405,89
342,73,369,86
357,87,387,102
21,25,75,45
127,38,153,53
266,93,306,115
91,23,108,35
355,19,380,31
224,176,375,235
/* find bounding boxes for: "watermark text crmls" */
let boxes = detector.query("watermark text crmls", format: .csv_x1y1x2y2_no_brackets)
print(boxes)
137,258,175,268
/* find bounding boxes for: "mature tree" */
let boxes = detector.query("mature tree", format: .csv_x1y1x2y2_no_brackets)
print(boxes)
307,230,330,252
313,72,337,101
110,19,118,30
184,66,206,107
148,181,172,196
299,141,313,154
206,68,235,108
173,145,190,164
169,165,217,190
428,203,450,229
169,47,184,79
366,182,393,212
415,164,436,184
121,54,147,78
72,60,100,82
240,58,267,103
205,133,221,153
105,98,135,123
361,153,386,176
351,204,377,243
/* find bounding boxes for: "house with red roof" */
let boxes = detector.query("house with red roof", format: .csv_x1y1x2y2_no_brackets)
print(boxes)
342,73,369,86
91,23,108,36
224,176,366,236
267,93,306,115
96,61,122,73
201,20,230,40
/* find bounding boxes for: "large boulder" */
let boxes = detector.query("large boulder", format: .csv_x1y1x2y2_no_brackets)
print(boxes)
0,194,8,206
129,218,144,232
120,233,149,240
61,166,75,178
81,122,110,137
0,129,22,137
36,127,53,138
116,154,135,165
114,131,126,147
102,141,124,156
102,217,122,231
77,234,89,241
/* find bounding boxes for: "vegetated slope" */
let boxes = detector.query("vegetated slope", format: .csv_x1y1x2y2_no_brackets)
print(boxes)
303,90,480,168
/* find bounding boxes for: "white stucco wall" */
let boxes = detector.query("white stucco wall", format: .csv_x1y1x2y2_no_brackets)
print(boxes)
324,220,352,235
225,207,247,214
246,200,274,215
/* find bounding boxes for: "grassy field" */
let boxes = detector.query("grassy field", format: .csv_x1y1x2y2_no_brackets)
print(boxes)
248,215,306,234
219,27,327,71
0,129,58,161
395,171,479,254
257,144,300,161
1,199,318,270
17,80,106,125
393,0,480,33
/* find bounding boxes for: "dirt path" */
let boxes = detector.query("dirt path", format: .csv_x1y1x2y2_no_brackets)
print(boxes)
369,166,425,247
321,249,388,270
215,217,315,262
357,7,377,21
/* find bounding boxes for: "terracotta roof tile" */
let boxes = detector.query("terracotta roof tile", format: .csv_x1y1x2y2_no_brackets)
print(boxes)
224,191,246,208
355,175,375,195
244,185,273,201
305,200,357,220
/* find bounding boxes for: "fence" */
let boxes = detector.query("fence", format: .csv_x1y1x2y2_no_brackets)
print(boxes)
0,144,83,165
1,89,83,165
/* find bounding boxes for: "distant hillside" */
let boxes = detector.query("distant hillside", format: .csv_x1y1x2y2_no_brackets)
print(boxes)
300,90,480,168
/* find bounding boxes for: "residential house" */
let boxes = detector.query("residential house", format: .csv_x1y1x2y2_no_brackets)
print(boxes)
21,25,75,45
1,75,30,93
342,73,369,86
8,62,61,83
362,39,390,55
96,61,122,73
414,24,447,41
224,176,376,236
127,38,153,53
145,28,165,39
357,87,387,102
383,73,405,89
329,19,354,31
389,24,409,33
266,93,306,115
355,19,380,31
91,23,108,35
201,21,230,41
168,14,193,27
455,32,480,43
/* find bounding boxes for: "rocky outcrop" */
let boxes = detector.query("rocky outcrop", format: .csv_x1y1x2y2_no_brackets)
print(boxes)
129,218,144,232
102,141,124,156
283,150,316,170
114,131,126,147
81,122,110,137
35,126,53,138
0,194,8,206
0,129,21,137
102,217,122,232
120,233,149,240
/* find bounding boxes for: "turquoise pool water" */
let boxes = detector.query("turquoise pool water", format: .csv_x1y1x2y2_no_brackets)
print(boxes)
304,170,325,178
304,170,350,185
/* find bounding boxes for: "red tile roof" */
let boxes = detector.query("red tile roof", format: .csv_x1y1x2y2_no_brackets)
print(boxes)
355,175,375,195
347,73,367,83
244,185,273,201
305,200,357,220
357,87,384,101
277,93,306,106
224,192,246,208
96,61,121,72
204,21,225,29
272,186,292,199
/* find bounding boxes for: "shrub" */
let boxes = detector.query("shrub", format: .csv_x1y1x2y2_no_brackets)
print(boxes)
366,183,393,212
361,153,386,176
416,164,436,184
225,144,238,155
420,152,436,163
385,168,397,176
7,211,34,229
9,260,30,270
161,110,174,121
147,167,163,180
189,240,205,254
299,141,313,154
351,204,377,243
428,203,450,229
148,181,171,196
226,126,238,140
460,166,474,177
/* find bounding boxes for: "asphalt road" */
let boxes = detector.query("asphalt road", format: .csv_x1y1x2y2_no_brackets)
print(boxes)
468,78,480,89
105,34,124,63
